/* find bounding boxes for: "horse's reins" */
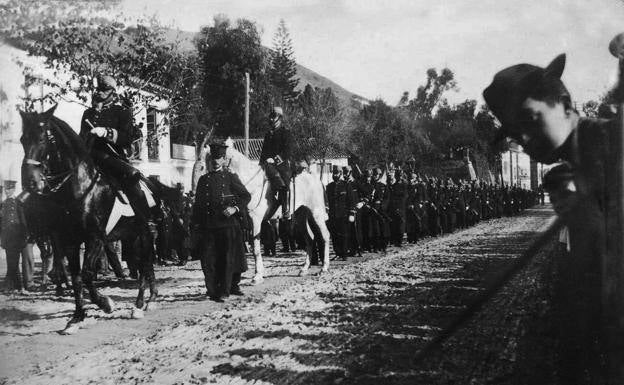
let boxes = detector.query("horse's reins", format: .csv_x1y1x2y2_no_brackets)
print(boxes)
25,120,101,202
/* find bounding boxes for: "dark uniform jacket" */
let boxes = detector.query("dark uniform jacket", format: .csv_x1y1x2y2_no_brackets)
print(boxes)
0,197,28,251
327,180,355,220
80,104,134,159
192,169,251,231
388,181,408,217
260,126,295,164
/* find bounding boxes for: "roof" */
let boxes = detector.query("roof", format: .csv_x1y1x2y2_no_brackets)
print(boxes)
231,138,349,162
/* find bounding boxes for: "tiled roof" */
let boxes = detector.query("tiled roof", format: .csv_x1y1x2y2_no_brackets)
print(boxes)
231,138,348,162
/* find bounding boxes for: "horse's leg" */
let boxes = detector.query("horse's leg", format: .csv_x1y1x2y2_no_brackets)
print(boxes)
145,230,159,309
252,237,264,284
83,239,114,314
320,222,331,273
60,245,88,334
67,245,85,320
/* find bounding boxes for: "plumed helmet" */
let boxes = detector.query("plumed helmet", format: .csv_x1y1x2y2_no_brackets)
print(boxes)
96,74,117,91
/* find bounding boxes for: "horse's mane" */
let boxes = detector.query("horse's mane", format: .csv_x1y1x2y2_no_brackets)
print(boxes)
225,145,262,184
49,115,92,162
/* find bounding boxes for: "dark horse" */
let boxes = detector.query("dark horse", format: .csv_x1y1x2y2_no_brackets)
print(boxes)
20,106,175,333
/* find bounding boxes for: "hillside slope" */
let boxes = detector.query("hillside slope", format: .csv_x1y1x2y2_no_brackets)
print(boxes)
166,29,367,109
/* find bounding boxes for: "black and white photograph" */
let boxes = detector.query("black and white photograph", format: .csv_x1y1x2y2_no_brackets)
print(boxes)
1,0,623,383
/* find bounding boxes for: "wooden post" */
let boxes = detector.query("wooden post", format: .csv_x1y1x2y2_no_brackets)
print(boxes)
244,72,250,158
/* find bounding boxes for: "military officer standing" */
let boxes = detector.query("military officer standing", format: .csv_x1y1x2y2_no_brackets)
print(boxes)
192,140,251,302
1,181,34,291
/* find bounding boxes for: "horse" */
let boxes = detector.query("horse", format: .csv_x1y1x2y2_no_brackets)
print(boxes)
19,106,170,333
213,139,330,283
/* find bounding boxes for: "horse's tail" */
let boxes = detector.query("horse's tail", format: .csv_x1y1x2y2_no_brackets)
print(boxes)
293,206,324,265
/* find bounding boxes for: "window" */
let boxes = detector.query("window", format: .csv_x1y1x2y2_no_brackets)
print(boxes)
147,108,159,161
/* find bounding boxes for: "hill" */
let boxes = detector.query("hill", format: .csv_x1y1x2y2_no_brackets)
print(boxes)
165,29,368,110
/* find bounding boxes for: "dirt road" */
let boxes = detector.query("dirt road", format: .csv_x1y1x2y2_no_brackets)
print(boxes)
0,206,558,384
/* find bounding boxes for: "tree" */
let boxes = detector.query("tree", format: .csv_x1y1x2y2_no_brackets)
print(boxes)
195,15,272,138
287,85,343,167
269,19,300,103
402,68,457,119
347,99,430,167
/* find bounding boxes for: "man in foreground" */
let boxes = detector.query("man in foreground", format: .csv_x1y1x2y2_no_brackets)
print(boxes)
483,53,621,383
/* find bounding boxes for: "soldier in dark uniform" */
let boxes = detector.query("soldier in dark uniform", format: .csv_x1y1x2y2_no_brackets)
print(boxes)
192,141,251,302
406,172,423,243
371,167,390,251
326,166,354,260
342,166,363,257
79,75,147,221
260,107,295,219
387,169,408,247
1,181,34,291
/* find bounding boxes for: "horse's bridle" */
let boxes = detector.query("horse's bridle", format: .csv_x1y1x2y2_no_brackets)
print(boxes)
23,123,98,198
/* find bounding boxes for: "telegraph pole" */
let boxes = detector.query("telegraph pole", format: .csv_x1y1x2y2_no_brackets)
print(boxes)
244,72,250,158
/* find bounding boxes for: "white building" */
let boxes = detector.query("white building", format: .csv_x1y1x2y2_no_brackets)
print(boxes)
0,43,195,195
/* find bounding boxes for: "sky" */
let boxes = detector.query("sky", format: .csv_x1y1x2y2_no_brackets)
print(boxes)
80,0,624,105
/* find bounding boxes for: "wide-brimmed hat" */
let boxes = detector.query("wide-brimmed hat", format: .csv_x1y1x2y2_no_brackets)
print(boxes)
483,54,567,141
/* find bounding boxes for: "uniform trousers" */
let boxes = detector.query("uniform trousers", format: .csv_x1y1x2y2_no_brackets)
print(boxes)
199,226,245,298
5,243,34,290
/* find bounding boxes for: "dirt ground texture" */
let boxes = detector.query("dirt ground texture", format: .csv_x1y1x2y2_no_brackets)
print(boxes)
0,206,559,385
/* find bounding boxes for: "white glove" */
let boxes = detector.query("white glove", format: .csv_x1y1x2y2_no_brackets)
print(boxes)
348,215,355,223
356,202,364,209
90,126,107,137
266,158,275,164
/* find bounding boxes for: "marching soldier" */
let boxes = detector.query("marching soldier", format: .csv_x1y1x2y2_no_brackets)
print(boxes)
406,172,424,243
371,167,390,251
192,140,251,302
342,166,363,257
326,166,354,260
260,107,295,220
387,170,408,247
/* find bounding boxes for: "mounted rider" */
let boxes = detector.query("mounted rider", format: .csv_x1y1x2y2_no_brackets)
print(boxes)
79,74,149,222
260,106,295,220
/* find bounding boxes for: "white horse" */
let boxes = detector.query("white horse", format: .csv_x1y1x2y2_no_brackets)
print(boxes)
212,139,330,283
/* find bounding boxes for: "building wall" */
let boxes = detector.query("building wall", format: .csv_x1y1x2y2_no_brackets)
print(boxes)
0,44,188,196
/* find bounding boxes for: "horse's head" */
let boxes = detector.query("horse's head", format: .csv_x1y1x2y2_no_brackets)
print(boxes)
19,105,64,194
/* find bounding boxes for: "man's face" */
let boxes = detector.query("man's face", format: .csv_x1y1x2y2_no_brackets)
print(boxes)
210,155,227,170
5,187,15,198
332,171,341,182
94,88,114,101
511,98,574,163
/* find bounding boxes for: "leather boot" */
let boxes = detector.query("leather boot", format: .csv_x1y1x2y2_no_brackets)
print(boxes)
278,187,290,218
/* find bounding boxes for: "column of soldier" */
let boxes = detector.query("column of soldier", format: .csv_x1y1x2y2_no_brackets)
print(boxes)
325,164,540,261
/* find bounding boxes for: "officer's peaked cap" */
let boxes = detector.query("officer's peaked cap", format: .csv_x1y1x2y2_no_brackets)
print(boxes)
209,138,228,158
